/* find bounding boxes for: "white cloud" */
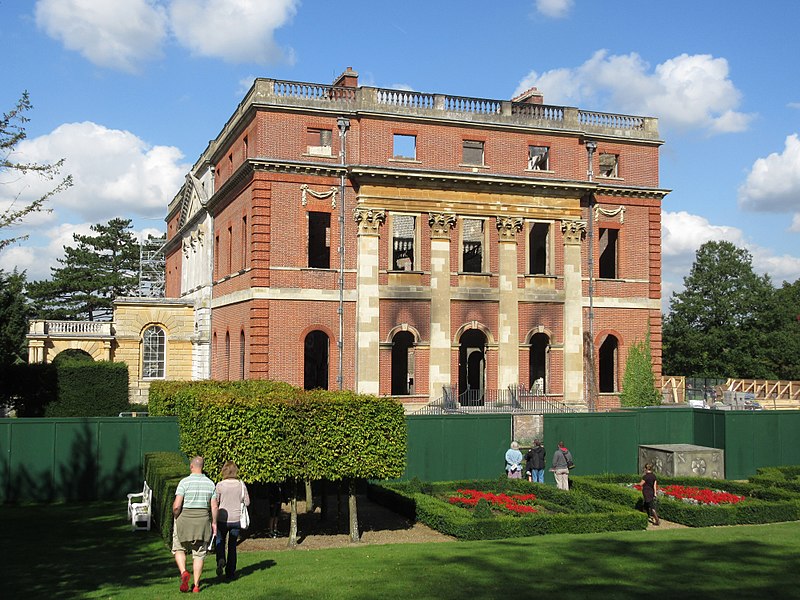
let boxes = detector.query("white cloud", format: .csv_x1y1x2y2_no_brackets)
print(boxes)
0,122,187,278
169,0,298,64
515,51,754,134
738,134,800,220
35,0,168,73
1,122,188,222
535,0,573,18
660,211,800,310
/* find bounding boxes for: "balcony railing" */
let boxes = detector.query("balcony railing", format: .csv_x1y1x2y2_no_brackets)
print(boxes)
413,385,577,415
28,320,113,337
242,78,659,141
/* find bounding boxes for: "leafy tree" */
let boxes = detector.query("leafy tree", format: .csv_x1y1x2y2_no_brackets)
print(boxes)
620,334,661,407
765,279,800,380
663,241,776,379
27,218,140,321
1,92,72,251
0,269,30,367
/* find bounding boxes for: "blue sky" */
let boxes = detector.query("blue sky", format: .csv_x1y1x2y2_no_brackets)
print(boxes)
2,0,799,311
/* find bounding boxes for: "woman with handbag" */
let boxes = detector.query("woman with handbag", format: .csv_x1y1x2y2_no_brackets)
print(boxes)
214,461,250,581
550,441,574,491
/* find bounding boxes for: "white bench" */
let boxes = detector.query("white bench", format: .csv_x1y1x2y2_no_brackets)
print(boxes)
127,481,152,531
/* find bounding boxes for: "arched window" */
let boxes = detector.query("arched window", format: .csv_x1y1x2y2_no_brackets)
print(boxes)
529,332,549,394
391,330,415,395
599,335,619,393
142,325,166,379
240,330,246,380
304,330,329,390
225,331,231,381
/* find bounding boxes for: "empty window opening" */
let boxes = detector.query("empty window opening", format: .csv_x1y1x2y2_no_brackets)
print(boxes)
599,153,618,178
528,145,549,170
598,335,618,393
529,222,550,275
307,128,333,156
529,332,549,394
241,216,248,270
142,325,165,379
392,215,416,271
391,331,415,395
598,228,618,279
304,330,329,390
308,211,331,268
227,225,233,274
393,134,416,159
462,219,484,273
462,140,484,165
458,329,487,405
225,331,231,381
240,330,246,380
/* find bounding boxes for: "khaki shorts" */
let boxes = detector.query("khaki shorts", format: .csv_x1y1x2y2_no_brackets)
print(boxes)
171,526,209,559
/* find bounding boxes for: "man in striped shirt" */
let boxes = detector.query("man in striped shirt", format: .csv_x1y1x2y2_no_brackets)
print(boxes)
172,456,218,593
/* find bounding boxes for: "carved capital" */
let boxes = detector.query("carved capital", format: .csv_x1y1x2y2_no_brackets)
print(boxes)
561,220,586,245
496,216,523,241
428,212,456,239
353,207,386,235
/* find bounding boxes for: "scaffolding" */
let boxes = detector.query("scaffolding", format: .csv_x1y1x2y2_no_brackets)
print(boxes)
137,237,165,297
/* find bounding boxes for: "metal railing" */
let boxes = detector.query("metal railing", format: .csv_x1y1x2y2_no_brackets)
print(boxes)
413,385,576,415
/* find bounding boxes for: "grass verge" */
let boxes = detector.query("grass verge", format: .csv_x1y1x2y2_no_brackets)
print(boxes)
8,501,800,599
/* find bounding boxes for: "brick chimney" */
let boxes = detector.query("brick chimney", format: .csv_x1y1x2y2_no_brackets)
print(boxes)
512,86,544,104
333,67,358,88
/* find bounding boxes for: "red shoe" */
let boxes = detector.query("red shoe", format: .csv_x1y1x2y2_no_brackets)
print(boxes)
193,585,201,593
179,571,190,592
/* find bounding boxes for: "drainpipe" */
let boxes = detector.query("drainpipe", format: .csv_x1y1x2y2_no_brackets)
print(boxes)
337,118,350,390
585,141,597,340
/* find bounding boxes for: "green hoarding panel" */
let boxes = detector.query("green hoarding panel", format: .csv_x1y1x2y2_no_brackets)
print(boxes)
8,421,56,502
54,420,99,501
98,419,144,500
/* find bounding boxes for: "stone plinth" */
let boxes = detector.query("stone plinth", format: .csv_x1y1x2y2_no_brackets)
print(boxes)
638,444,724,479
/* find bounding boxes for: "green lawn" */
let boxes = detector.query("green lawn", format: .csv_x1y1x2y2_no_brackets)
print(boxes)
9,501,800,599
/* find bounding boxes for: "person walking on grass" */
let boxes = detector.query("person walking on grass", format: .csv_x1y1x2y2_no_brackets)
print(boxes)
505,441,524,479
214,461,250,581
551,441,573,491
639,463,660,526
173,456,218,593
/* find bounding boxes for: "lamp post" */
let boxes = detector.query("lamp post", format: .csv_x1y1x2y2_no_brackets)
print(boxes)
337,117,350,390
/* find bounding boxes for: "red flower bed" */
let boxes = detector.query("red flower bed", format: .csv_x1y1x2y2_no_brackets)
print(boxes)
448,489,538,514
633,483,745,505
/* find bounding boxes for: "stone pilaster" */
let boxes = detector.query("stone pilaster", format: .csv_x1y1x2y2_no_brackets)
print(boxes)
496,216,522,389
561,220,586,406
428,213,456,399
353,207,386,394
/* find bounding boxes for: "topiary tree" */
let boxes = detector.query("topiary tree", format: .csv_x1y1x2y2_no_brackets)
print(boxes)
620,335,661,407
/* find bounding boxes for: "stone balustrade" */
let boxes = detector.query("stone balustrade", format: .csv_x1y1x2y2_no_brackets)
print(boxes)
28,320,113,337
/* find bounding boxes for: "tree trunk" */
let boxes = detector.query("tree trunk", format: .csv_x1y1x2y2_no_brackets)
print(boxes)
288,479,298,547
305,479,314,513
348,478,360,543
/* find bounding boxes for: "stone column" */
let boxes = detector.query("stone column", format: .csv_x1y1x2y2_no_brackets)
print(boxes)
354,207,386,395
428,213,456,400
561,220,586,406
496,216,523,389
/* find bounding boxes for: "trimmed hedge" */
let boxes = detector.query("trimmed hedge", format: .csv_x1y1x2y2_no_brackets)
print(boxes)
143,452,189,544
45,360,129,417
368,477,647,540
148,380,407,484
574,473,800,527
749,466,800,494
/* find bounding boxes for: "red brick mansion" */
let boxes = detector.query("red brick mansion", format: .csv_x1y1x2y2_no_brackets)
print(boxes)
162,67,666,411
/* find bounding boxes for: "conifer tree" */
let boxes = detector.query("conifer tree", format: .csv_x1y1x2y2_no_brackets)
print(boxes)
620,334,661,407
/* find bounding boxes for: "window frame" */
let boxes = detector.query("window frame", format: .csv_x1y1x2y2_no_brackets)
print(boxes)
599,153,619,178
460,217,487,273
392,133,417,160
306,128,334,156
390,213,418,272
528,220,551,276
528,145,550,171
308,210,332,269
462,139,485,166
141,325,166,380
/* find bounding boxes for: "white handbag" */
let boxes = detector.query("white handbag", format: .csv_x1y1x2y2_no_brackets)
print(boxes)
239,481,250,530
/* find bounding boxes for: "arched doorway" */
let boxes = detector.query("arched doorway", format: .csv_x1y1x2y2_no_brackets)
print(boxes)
304,330,329,390
459,329,487,405
599,335,618,393
391,330,415,396
529,332,549,394
52,348,94,364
